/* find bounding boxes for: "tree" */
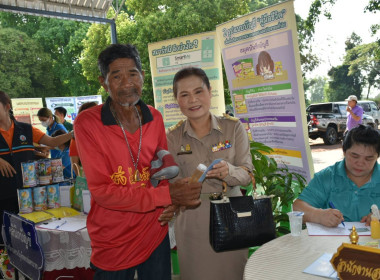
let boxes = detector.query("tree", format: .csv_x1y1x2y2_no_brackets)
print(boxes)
325,33,364,101
0,28,55,98
309,76,327,103
33,19,99,96
325,64,363,101
345,42,380,99
0,12,97,97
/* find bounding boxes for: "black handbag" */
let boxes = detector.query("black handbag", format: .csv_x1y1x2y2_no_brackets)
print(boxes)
209,167,276,252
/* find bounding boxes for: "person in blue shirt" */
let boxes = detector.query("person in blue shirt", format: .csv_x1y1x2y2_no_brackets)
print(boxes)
51,129,73,179
37,108,67,159
294,125,380,227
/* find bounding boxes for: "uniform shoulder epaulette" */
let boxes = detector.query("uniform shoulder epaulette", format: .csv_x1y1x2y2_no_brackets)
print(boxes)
168,120,184,132
222,113,239,122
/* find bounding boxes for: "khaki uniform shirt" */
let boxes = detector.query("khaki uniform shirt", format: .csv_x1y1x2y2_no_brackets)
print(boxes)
167,113,253,195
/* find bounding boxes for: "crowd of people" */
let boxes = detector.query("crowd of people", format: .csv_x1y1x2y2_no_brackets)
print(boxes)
1,43,380,280
0,91,74,245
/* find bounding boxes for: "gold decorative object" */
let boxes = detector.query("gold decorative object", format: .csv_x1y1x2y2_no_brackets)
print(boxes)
133,170,141,182
349,226,359,245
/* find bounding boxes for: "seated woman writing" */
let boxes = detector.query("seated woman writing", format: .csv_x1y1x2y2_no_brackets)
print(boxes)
293,125,380,227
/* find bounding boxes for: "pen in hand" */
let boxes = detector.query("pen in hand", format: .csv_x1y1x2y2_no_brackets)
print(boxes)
55,220,67,229
328,201,345,227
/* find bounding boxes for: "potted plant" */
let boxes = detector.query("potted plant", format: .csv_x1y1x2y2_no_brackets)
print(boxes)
247,141,307,236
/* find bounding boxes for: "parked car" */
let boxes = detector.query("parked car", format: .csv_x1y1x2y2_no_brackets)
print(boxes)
307,102,375,145
357,100,380,128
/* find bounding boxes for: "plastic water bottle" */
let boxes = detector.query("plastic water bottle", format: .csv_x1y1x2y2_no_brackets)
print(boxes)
189,163,207,183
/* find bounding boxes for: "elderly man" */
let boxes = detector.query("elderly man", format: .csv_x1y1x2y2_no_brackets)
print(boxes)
74,44,201,279
345,95,363,131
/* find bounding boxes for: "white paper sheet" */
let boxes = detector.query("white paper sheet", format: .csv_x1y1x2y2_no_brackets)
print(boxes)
303,253,338,279
37,216,86,232
306,222,371,236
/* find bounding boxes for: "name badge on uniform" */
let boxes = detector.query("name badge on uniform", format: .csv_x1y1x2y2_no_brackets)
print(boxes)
211,140,232,152
178,144,192,155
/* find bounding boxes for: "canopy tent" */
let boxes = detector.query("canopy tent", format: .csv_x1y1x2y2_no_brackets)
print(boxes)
0,0,118,43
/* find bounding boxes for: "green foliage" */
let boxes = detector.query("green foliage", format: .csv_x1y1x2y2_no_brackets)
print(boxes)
326,65,362,101
365,0,380,13
325,33,364,101
0,12,97,97
309,76,327,103
345,42,380,99
248,0,283,11
0,28,55,98
248,141,307,235
32,18,98,96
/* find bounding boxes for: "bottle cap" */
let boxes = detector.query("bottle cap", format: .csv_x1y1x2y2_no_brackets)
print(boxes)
197,163,207,172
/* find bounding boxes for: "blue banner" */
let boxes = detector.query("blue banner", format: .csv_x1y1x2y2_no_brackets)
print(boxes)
2,211,44,280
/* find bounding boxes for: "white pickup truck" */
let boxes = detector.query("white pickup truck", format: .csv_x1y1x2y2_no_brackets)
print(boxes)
307,102,375,145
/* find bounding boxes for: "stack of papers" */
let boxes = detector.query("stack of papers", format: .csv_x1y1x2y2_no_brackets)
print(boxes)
36,216,86,232
306,222,371,236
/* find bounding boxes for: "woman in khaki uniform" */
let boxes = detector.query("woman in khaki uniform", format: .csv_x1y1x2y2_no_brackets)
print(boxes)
167,67,253,280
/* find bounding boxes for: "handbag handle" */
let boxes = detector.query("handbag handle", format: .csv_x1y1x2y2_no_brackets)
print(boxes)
72,163,81,178
211,166,255,200
239,165,256,193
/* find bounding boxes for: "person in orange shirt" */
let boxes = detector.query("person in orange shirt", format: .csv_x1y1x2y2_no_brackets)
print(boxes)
0,91,74,245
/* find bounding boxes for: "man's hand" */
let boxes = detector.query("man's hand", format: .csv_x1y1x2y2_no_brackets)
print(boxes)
317,208,344,227
0,158,16,177
158,205,179,226
169,178,201,208
346,106,352,113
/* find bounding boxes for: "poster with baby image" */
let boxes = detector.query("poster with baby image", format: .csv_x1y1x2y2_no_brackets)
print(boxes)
216,1,313,182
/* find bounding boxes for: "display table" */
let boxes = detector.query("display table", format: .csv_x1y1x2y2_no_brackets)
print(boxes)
35,214,94,280
244,229,374,280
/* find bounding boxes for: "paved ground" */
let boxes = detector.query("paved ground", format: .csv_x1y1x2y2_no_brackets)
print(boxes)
309,138,344,173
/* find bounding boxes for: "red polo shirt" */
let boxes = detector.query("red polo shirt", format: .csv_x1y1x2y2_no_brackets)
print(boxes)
74,98,172,271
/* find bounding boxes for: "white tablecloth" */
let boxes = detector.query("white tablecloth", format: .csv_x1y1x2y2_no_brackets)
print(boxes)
36,215,91,272
244,229,373,280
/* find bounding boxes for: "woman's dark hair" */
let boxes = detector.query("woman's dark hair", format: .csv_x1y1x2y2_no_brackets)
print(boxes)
37,107,60,123
0,91,15,121
51,129,70,148
343,125,380,157
98,44,142,78
78,102,98,114
172,67,211,98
